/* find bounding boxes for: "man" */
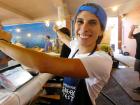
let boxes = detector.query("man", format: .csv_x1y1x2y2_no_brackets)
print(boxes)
128,25,140,93
44,35,52,52
0,3,113,105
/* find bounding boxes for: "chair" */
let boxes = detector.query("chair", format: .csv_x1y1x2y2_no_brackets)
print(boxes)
33,76,63,105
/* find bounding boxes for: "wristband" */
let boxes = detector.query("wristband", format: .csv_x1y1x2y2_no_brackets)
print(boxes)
56,29,60,32
0,39,10,43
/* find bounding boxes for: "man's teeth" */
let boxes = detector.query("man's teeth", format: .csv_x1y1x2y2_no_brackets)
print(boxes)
80,35,89,38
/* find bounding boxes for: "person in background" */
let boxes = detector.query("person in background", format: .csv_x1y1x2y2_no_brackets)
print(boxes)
59,27,71,58
0,3,112,105
128,25,140,93
51,27,71,83
44,35,52,52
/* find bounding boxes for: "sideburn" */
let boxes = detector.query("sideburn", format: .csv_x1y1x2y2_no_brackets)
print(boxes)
96,35,103,44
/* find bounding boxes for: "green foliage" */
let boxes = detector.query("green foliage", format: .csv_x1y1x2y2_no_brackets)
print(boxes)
100,43,111,52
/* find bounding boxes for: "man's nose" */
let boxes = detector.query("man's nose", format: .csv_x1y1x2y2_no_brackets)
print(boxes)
80,23,90,32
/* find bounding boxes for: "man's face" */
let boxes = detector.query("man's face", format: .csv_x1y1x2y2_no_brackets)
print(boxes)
74,11,103,47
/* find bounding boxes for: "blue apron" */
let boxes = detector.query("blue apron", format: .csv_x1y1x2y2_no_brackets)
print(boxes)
62,45,97,105
62,77,92,105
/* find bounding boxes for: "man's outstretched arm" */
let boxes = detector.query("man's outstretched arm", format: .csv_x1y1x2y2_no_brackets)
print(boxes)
128,25,137,39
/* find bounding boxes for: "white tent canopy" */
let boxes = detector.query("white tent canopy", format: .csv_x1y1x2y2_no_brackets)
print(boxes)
0,0,139,25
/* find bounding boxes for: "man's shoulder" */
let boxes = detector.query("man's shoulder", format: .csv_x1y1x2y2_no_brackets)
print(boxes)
133,32,140,38
134,32,140,36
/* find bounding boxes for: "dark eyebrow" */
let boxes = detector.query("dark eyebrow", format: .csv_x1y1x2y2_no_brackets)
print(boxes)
76,18,83,20
89,19,97,22
76,18,97,21
88,19,98,23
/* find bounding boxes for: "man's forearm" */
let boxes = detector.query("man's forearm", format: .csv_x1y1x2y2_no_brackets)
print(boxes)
0,41,39,69
128,29,134,39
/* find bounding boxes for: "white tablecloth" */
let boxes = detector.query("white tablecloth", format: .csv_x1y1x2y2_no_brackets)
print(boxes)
0,73,53,105
114,53,135,67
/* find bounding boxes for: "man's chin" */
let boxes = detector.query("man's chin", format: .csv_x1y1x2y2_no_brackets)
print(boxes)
78,42,90,47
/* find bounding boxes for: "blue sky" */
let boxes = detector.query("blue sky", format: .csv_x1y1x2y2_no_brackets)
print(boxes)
3,22,57,48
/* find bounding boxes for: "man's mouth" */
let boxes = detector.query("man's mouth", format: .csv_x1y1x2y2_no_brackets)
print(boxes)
79,34,90,39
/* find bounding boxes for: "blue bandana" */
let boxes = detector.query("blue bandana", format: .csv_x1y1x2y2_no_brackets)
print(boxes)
75,4,107,29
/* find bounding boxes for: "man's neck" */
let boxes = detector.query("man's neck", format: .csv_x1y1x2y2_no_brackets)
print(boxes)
78,44,97,54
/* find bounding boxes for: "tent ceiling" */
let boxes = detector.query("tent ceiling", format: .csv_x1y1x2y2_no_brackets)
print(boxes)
0,0,139,25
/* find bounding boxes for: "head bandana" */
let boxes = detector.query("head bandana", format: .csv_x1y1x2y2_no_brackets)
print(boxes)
75,4,107,29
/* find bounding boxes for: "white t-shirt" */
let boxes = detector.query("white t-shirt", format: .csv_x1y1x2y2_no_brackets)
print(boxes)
69,40,113,105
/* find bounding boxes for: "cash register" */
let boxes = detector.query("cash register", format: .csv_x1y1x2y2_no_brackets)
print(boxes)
0,64,36,91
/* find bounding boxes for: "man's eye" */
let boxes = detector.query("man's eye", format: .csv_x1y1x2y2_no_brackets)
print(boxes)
89,21,97,25
76,20,83,24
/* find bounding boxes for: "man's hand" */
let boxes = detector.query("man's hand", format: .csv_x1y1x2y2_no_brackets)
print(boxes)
0,30,12,42
53,25,59,32
131,25,138,30
128,25,138,39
